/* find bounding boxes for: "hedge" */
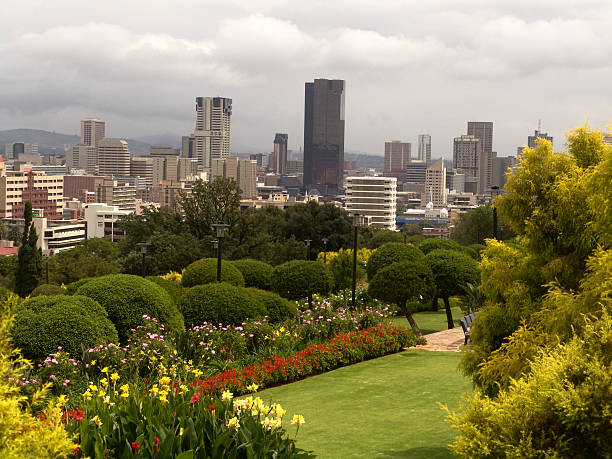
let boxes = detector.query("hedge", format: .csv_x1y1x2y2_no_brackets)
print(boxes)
246,288,298,323
366,243,425,280
182,258,245,288
418,238,465,255
231,259,274,290
146,276,183,305
30,284,66,297
270,260,334,301
65,277,94,295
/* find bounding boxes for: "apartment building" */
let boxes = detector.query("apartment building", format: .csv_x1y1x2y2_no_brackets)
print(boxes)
345,176,397,230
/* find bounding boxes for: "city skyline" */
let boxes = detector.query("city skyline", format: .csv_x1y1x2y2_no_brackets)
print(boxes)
1,1,612,157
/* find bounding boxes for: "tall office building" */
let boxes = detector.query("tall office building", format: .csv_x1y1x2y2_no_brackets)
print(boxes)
453,135,481,193
97,139,130,176
239,159,257,199
191,97,232,169
130,157,153,188
422,158,447,206
270,134,288,174
81,118,106,147
384,141,411,172
417,134,431,163
181,135,195,158
150,146,180,157
67,144,95,171
5,142,38,160
527,130,553,148
467,122,493,154
303,78,345,195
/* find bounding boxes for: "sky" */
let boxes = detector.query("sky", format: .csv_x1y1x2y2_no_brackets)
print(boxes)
1,0,611,158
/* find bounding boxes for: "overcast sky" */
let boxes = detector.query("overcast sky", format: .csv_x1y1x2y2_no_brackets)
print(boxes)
1,0,611,157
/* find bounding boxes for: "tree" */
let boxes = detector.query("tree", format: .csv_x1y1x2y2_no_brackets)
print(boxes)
368,260,435,337
450,205,494,245
14,202,42,297
271,260,334,305
424,249,480,329
328,250,365,307
366,242,424,280
48,238,120,284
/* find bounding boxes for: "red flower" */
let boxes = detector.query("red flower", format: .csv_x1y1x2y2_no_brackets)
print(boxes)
131,441,140,451
190,392,201,404
73,447,82,457
208,404,216,411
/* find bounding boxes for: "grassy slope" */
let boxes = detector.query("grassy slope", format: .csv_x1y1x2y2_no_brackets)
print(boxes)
260,350,470,458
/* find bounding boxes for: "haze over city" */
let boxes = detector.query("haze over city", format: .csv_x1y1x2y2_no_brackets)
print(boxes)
1,0,612,157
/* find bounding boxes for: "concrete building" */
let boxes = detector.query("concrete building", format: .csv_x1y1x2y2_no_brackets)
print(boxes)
152,156,179,184
528,129,553,148
5,142,38,160
96,179,137,211
491,155,518,189
81,118,105,147
178,158,199,181
150,180,190,210
345,176,397,230
446,169,465,193
270,134,288,174
417,134,431,164
191,97,232,169
181,135,195,158
405,160,428,184
98,139,130,177
422,158,447,206
304,78,345,195
33,212,86,254
384,141,411,172
239,159,257,199
130,157,153,188
467,122,493,155
84,203,131,241
67,144,96,172
286,159,304,175
453,135,481,193
150,146,179,157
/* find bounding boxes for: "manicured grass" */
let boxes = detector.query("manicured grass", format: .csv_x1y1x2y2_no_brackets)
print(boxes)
388,304,464,335
259,350,470,458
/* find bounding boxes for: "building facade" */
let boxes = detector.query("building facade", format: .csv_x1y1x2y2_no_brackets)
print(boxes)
423,158,447,206
5,142,38,160
130,157,153,188
453,135,481,193
84,203,131,241
0,167,63,220
81,118,106,147
527,129,553,148
384,141,411,172
270,133,288,174
192,97,232,169
417,134,431,164
97,139,130,176
345,176,397,230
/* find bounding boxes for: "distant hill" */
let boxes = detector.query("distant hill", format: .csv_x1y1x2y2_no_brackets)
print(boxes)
0,128,153,156
134,133,181,149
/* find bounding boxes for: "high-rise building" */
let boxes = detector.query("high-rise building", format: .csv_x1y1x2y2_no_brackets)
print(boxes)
491,155,518,189
239,159,257,199
422,158,447,206
345,176,397,230
467,122,493,154
5,142,38,160
453,135,481,194
97,139,130,176
130,157,153,188
303,78,345,195
66,145,95,171
384,141,411,172
405,160,428,184
181,135,195,158
191,97,232,169
271,134,288,174
81,118,106,147
527,130,553,148
0,168,64,220
417,134,431,164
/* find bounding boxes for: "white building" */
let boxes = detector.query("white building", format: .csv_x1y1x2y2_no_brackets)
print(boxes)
192,97,232,169
84,203,132,241
423,158,447,206
345,176,397,230
33,213,86,254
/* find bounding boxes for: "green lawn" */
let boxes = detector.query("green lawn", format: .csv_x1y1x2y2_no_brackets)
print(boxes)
259,350,470,458
388,304,464,335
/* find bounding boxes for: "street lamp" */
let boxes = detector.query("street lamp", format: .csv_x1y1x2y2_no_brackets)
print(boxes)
322,237,328,263
305,239,312,261
212,221,229,282
136,242,151,277
211,239,219,258
352,213,361,309
491,186,500,240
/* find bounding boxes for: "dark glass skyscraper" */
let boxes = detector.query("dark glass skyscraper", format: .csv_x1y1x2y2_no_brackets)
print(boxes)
303,79,345,195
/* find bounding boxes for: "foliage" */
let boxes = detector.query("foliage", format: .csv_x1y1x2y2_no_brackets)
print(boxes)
366,229,404,248
48,238,120,285
29,283,66,297
418,238,465,255
65,277,94,295
0,256,16,289
456,282,486,314
179,283,267,327
317,247,373,265
366,242,424,281
0,295,76,458
76,274,184,341
271,261,334,302
182,257,245,288
232,259,274,290
368,260,435,336
146,276,183,305
12,295,118,361
328,250,366,302
15,201,42,297
247,288,298,323
450,205,515,246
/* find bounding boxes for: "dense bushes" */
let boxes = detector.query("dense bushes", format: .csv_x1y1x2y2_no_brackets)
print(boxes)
179,283,267,327
418,238,465,255
247,288,297,323
75,274,184,341
65,277,94,295
11,295,118,360
146,275,183,305
182,258,245,287
271,260,334,302
366,243,424,280
232,259,274,290
30,283,66,297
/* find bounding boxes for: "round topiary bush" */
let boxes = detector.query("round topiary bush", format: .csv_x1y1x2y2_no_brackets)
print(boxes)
181,258,245,288
12,295,118,360
270,260,334,301
232,259,274,290
247,288,297,323
366,243,425,280
75,274,184,341
179,283,267,327
146,276,183,305
30,284,67,297
65,277,94,295
418,238,465,255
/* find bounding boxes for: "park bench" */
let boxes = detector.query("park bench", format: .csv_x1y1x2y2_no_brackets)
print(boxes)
460,311,479,345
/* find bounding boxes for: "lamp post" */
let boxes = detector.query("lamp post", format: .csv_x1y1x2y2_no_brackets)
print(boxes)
212,221,229,282
305,239,312,261
211,239,219,258
491,186,500,240
136,242,151,277
45,251,51,284
352,213,360,309
322,237,328,263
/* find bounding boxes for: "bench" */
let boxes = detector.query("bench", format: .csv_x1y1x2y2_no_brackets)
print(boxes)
460,311,478,345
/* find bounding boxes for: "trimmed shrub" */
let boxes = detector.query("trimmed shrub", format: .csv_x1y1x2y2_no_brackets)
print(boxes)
270,260,334,301
232,259,274,290
182,258,245,287
76,274,184,341
179,283,267,327
418,238,465,255
366,242,425,280
247,288,298,323
30,283,66,297
12,295,118,360
146,275,183,305
65,277,94,295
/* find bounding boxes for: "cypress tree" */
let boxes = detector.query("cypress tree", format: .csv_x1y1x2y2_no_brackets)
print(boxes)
15,202,42,296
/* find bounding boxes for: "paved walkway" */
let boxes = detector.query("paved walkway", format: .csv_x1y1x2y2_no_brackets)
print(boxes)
412,326,465,352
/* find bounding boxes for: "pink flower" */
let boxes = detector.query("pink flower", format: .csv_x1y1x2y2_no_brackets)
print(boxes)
49,374,56,380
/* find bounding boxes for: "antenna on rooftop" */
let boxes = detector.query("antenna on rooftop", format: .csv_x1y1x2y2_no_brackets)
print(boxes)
537,119,542,132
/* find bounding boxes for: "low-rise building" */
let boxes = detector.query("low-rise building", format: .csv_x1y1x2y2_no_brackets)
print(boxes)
84,203,132,241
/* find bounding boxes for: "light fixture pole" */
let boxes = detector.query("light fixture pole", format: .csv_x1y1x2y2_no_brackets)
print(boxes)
352,213,360,309
491,186,500,240
211,239,219,258
305,239,312,261
212,222,229,282
136,242,151,277
322,237,328,263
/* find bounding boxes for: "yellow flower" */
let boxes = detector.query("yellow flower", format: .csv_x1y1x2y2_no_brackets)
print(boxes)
150,385,159,395
159,394,168,404
272,403,286,418
100,378,108,387
188,360,193,366
271,418,282,429
98,389,106,398
291,414,305,426
101,366,109,373
179,384,189,395
192,369,203,379
91,360,96,365
227,417,240,430
120,384,130,392
82,389,92,401
120,391,129,399
57,394,68,407
279,326,285,333
221,390,233,401
247,383,259,393
150,355,157,362
261,405,271,415
88,384,98,393
261,417,273,431
91,415,102,427
179,427,184,436
110,372,120,383
159,376,171,386
293,332,298,338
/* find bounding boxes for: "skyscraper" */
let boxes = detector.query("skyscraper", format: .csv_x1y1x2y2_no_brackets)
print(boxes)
271,134,288,174
303,79,345,195
527,130,553,148
467,122,493,154
453,134,481,194
384,141,411,172
192,97,232,169
97,139,130,176
417,134,431,164
422,158,447,206
81,118,106,147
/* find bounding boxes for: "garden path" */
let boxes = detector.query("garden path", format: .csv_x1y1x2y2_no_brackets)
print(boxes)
413,326,465,352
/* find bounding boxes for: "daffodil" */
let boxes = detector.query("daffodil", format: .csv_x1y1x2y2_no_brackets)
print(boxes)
101,366,109,373
91,415,102,427
120,384,130,392
82,389,92,401
221,390,233,401
291,414,305,426
192,369,203,379
159,376,171,386
179,384,189,395
98,389,106,398
227,417,240,430
57,394,68,406
150,385,159,395
110,372,120,383
247,383,259,393
159,394,168,404
88,384,98,393
100,378,108,387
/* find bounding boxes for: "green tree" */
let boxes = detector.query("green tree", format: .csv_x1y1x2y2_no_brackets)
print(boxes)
48,238,120,284
328,250,365,307
450,205,494,245
14,202,42,297
368,260,435,337
271,260,334,305
366,242,424,280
